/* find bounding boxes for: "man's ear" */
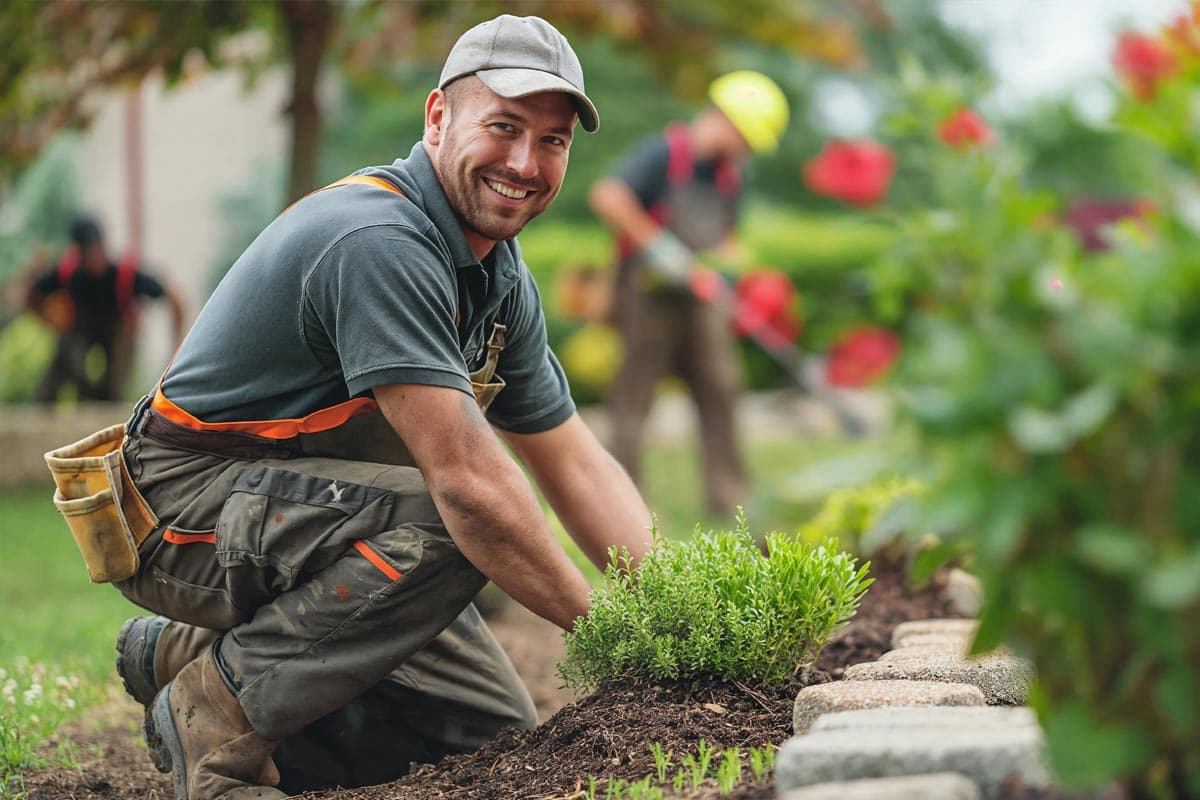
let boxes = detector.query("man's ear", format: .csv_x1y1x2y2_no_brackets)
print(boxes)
424,89,447,146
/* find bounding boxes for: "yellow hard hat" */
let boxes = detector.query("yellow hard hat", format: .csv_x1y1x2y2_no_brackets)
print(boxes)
709,70,790,155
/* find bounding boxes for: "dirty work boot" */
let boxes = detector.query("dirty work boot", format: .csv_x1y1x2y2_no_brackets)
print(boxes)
116,616,219,707
144,651,286,800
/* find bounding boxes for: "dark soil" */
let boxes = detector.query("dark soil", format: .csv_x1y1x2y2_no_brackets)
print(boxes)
19,561,956,800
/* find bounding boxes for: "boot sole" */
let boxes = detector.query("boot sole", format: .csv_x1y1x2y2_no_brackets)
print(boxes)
144,685,188,800
116,617,164,707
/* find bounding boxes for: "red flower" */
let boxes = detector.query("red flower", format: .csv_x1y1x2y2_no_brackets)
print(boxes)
825,326,901,388
803,139,896,207
1112,31,1178,100
733,270,802,347
938,108,995,149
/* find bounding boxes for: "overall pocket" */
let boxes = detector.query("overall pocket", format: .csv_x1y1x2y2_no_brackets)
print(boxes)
44,424,158,582
215,466,404,608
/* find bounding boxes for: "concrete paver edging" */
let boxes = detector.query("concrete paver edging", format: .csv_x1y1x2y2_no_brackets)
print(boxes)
843,651,1033,705
793,680,985,735
777,594,1052,799
778,771,982,800
776,724,1049,799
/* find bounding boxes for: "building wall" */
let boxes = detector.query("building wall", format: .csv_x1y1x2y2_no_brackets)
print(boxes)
77,67,289,384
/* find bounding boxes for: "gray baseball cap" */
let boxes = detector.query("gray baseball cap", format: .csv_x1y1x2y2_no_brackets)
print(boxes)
438,14,599,133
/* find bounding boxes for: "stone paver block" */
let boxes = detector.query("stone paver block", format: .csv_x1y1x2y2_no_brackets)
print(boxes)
793,680,984,734
890,632,972,652
882,642,969,660
891,618,978,648
942,568,983,617
809,705,1039,735
844,652,1032,705
779,772,981,800
776,725,1048,799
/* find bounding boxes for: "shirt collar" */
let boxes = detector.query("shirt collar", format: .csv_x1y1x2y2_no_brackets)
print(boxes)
399,143,479,271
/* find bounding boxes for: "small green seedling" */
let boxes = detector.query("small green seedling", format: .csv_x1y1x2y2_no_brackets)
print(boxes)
625,775,663,800
648,742,672,784
716,747,742,795
747,745,775,782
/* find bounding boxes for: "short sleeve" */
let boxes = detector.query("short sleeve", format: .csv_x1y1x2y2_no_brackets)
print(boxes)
613,135,670,210
302,224,473,398
133,270,165,299
484,268,575,434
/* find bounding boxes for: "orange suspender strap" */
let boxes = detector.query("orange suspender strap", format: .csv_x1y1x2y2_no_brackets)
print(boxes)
152,174,405,440
151,387,380,439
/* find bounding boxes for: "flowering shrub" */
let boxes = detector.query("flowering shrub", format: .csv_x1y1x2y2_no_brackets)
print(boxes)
824,325,901,388
803,139,896,207
841,9,1200,796
1112,30,1178,100
937,107,995,150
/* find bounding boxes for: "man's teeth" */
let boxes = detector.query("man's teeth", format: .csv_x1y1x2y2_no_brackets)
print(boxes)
485,179,530,199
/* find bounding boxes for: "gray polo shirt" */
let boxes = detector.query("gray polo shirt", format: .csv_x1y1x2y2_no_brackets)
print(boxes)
161,143,574,434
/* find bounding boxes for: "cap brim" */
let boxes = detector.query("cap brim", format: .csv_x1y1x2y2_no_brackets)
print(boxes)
476,68,599,133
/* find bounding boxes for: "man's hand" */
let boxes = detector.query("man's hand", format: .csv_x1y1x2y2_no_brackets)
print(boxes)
375,382,593,630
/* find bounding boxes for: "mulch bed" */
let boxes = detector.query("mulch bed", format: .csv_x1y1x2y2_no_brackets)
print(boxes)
20,559,957,800
303,558,955,800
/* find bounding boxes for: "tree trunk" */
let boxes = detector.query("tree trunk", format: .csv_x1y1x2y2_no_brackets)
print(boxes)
279,0,335,204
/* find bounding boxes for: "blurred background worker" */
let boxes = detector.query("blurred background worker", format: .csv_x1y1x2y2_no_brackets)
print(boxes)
23,214,185,403
589,70,789,519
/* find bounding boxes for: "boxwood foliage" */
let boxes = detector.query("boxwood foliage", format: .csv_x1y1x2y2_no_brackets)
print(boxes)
558,515,872,691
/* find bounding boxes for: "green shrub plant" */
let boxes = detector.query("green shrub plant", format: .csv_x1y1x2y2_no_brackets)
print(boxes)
558,513,871,691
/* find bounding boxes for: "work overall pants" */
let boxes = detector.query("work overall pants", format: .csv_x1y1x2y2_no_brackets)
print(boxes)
114,324,535,792
609,177,747,520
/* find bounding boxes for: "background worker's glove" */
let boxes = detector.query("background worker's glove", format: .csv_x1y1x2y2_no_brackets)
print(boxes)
641,230,695,284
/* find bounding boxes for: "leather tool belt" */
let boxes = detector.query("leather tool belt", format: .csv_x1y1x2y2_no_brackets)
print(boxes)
44,424,158,582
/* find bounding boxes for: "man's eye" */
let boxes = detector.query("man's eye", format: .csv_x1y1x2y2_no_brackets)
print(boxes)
492,122,516,133
543,136,566,147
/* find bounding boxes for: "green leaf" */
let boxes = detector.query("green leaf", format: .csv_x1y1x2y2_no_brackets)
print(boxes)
907,540,963,587
1043,701,1155,789
1139,549,1200,609
1008,406,1073,453
1074,525,1153,576
1007,383,1118,454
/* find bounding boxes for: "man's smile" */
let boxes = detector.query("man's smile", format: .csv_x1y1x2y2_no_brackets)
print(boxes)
483,177,533,201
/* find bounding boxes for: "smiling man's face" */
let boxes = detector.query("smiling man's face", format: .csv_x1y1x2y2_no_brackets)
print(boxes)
425,77,577,259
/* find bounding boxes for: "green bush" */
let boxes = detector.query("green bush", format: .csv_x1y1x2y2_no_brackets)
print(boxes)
0,314,54,402
849,26,1200,797
558,515,871,691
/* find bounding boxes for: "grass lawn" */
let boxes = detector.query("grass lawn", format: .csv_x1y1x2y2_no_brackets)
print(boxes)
0,484,147,677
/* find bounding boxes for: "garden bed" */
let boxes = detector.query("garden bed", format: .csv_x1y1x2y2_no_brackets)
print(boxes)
19,560,953,800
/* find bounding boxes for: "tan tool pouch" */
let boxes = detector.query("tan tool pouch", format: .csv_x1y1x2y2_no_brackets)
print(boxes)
44,424,159,583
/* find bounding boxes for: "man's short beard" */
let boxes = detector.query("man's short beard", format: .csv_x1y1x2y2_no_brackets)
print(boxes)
438,130,549,243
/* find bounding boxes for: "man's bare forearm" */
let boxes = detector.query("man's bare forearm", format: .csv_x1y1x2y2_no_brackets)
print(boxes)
385,387,593,630
504,414,655,573
429,458,592,630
